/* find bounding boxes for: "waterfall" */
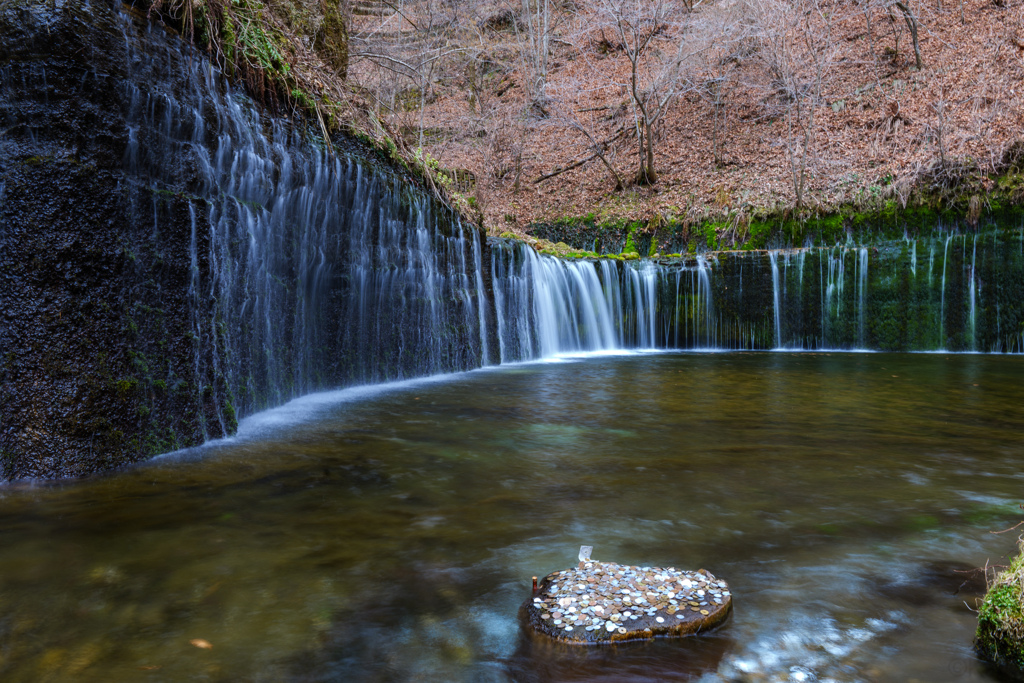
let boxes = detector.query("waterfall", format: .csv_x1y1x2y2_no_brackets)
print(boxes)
969,234,978,350
857,247,869,348
826,247,845,317
694,256,715,348
487,234,1024,355
940,233,953,347
118,13,490,424
104,11,1024,388
625,261,658,348
769,251,783,348
490,242,651,361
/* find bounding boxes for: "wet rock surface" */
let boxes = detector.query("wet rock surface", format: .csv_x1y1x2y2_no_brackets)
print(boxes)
522,560,731,644
0,0,224,480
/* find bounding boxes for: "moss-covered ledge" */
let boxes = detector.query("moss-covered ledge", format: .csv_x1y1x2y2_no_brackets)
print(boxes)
523,153,1024,257
977,540,1024,680
526,200,1024,258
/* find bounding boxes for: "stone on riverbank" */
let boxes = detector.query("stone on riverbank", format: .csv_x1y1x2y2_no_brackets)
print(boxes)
521,557,731,644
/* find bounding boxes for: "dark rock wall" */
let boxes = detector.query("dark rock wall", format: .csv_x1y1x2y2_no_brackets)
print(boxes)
0,2,225,479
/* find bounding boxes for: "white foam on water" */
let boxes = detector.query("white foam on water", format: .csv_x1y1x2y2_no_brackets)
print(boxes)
702,611,907,682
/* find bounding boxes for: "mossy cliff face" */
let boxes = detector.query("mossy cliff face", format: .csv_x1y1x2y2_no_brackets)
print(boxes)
0,1,491,481
0,1,229,479
976,542,1024,680
143,0,349,119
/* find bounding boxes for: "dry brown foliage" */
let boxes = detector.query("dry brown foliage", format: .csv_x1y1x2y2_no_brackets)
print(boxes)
346,0,1024,232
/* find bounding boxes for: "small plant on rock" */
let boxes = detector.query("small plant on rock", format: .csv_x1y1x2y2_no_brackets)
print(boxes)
976,524,1024,678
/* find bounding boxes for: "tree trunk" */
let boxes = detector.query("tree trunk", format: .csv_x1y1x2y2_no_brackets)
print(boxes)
894,1,923,70
643,117,658,184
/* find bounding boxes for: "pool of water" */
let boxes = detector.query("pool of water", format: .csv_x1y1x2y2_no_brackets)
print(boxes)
1,352,1022,682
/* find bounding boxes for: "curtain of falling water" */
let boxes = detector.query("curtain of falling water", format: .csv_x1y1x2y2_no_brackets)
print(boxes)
490,235,1024,356
118,15,490,431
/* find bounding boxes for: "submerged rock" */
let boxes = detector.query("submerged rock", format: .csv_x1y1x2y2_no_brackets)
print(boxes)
521,556,731,645
976,541,1024,680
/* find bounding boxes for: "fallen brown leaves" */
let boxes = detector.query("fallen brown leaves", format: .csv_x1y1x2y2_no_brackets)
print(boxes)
349,0,1024,232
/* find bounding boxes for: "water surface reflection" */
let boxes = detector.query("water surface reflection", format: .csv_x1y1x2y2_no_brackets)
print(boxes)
0,352,1019,681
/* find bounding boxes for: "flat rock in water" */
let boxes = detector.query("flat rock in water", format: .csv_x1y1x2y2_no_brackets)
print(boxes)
521,560,731,644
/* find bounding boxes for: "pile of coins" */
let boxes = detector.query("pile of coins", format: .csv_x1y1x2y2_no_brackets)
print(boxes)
523,560,731,643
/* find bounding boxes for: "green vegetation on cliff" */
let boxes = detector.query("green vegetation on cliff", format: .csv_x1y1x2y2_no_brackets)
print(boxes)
524,158,1024,257
147,0,347,127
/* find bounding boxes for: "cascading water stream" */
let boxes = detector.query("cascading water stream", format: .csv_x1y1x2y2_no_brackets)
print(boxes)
969,234,978,350
116,12,492,428
490,242,648,360
940,233,953,347
489,231,1024,355
857,247,868,348
770,251,783,348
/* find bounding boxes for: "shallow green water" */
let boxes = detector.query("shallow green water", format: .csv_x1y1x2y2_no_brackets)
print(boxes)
1,352,1022,682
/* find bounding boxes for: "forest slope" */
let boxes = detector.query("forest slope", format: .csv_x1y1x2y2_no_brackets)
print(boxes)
346,0,1024,238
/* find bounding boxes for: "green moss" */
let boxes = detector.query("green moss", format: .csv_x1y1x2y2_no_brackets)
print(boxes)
113,378,139,398
704,222,724,250
743,220,772,250
224,402,238,432
525,157,1024,259
290,88,315,111
621,225,638,255
812,213,845,242
976,542,1024,676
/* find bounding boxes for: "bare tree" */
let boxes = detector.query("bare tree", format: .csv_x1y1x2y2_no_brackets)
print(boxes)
689,0,752,166
594,0,695,185
888,0,924,70
746,0,837,207
348,0,472,147
516,0,555,109
546,86,628,189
